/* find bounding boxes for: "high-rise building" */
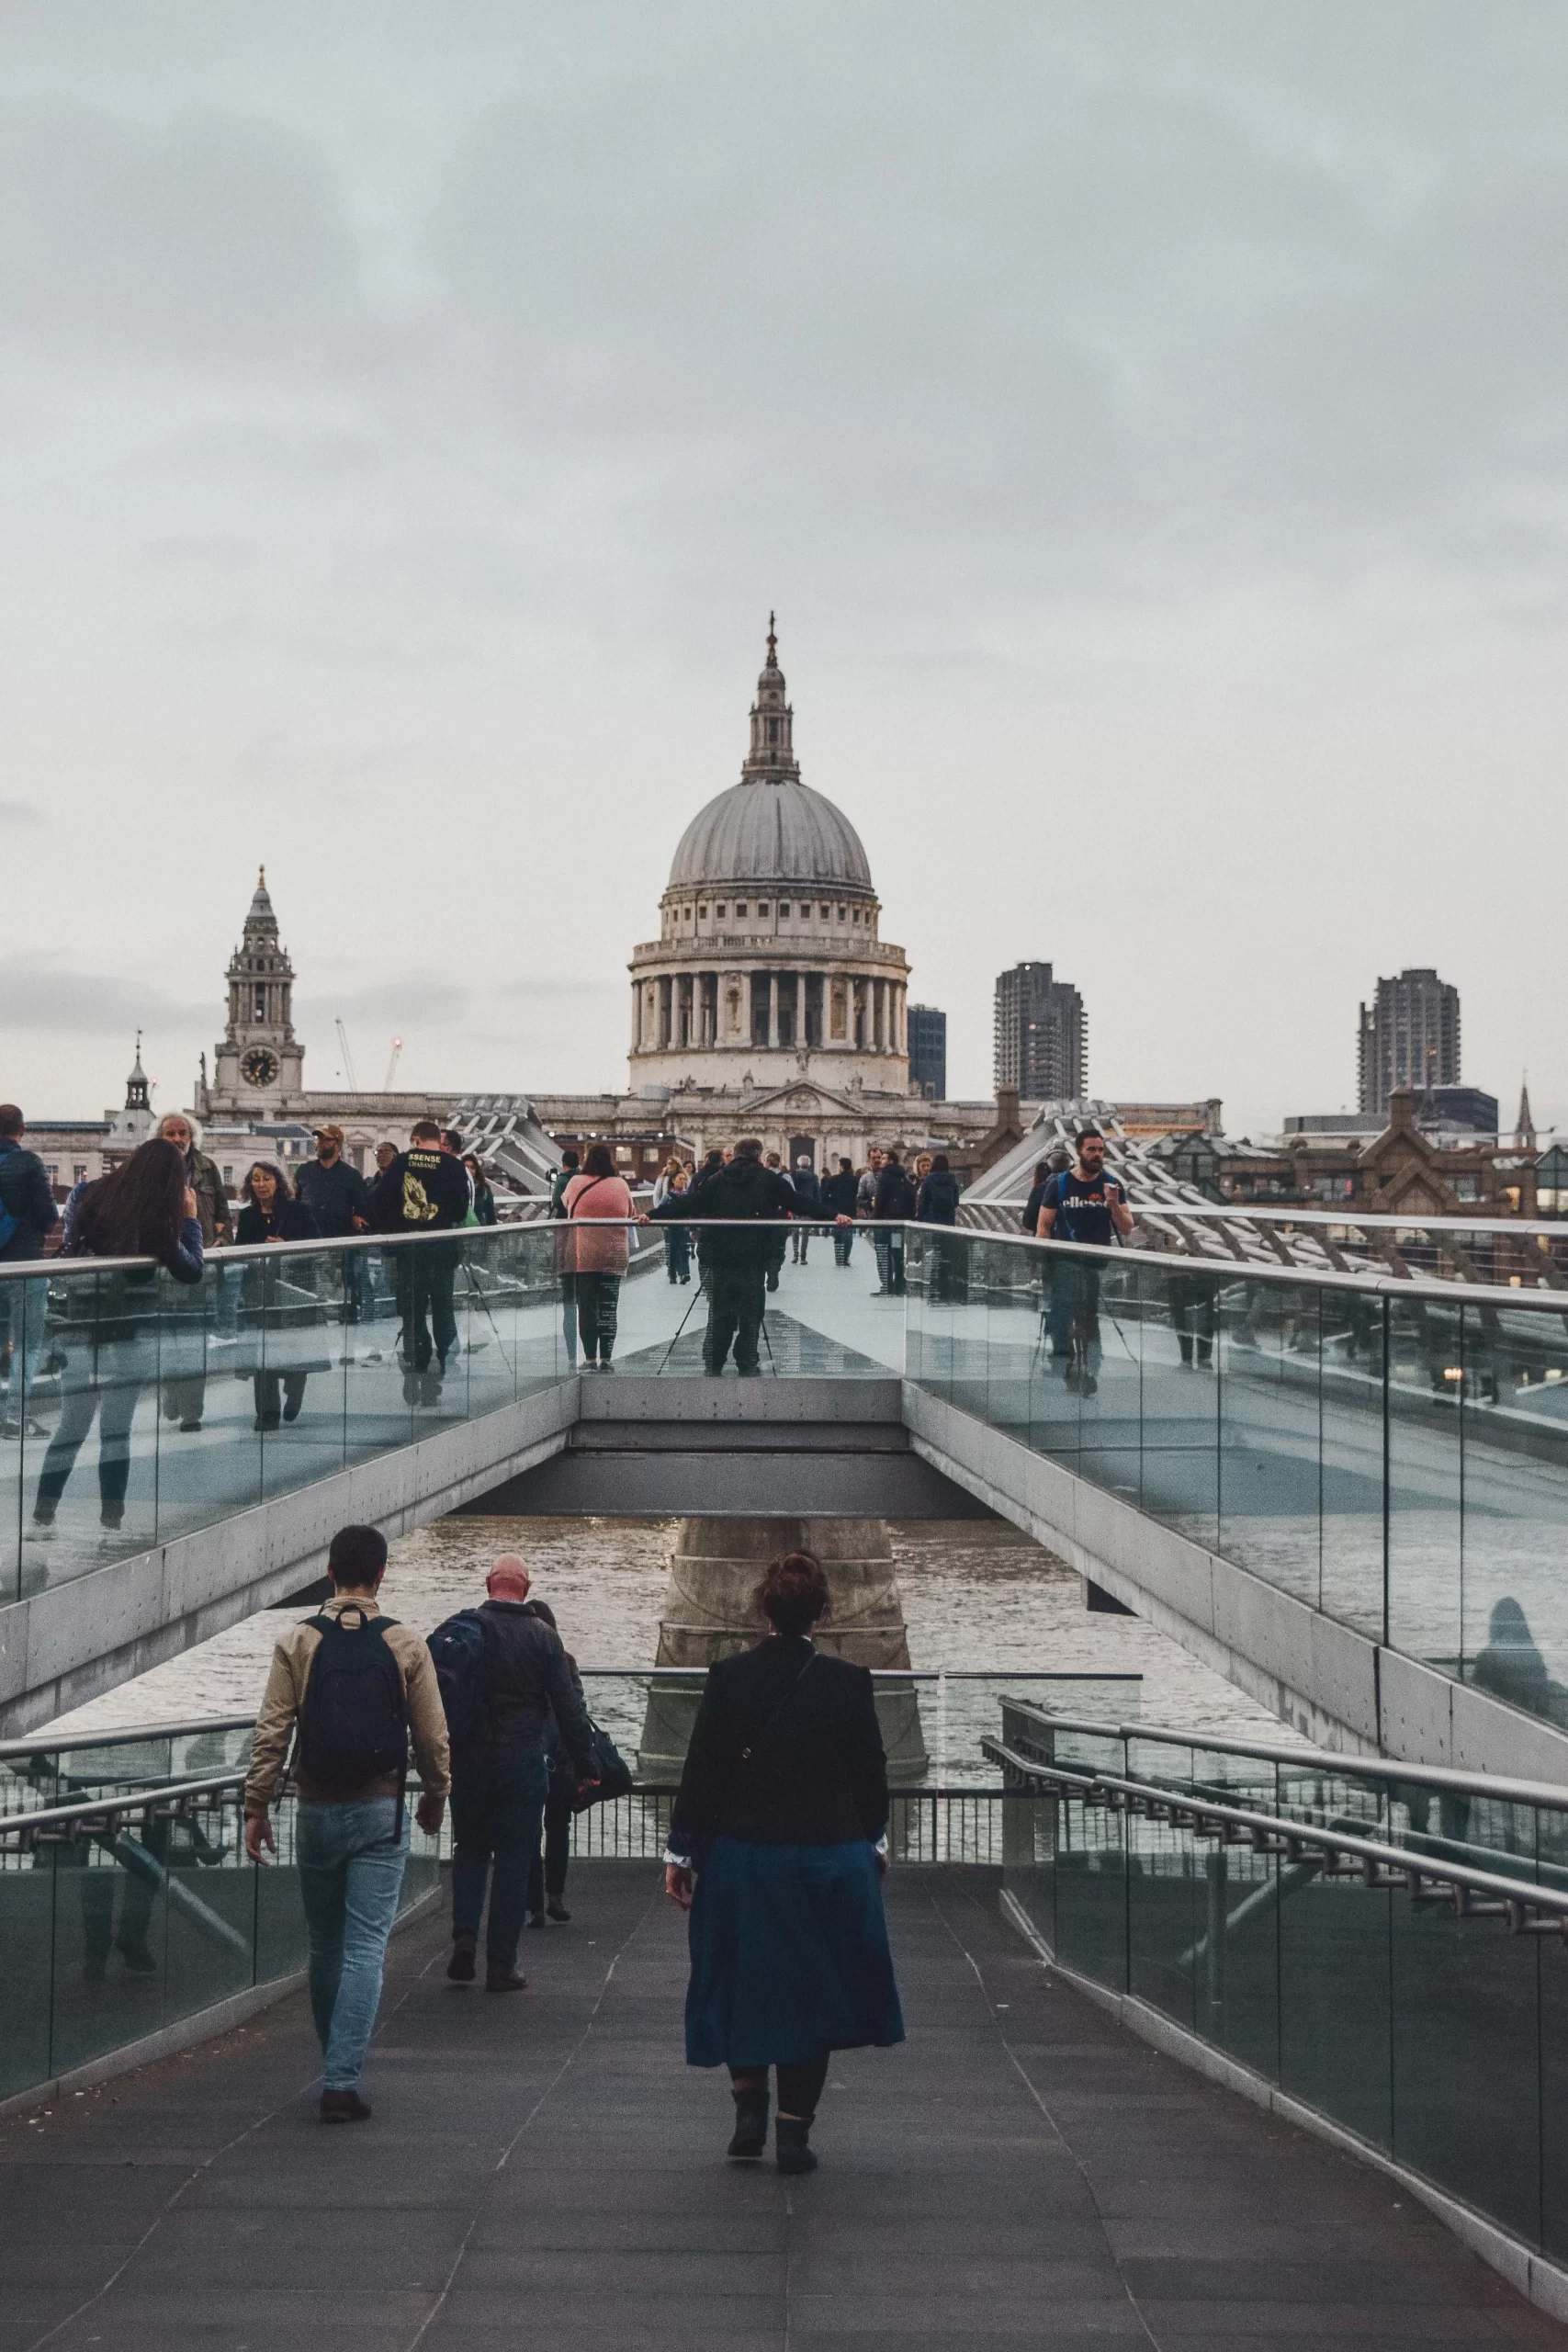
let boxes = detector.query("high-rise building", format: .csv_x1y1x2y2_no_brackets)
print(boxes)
993,962,1086,1101
907,1004,946,1099
1358,968,1461,1117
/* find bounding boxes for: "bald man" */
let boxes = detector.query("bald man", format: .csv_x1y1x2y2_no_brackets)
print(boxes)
446,1555,598,1991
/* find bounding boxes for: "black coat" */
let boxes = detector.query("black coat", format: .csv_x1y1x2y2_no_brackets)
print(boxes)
0,1140,58,1261
873,1161,917,1219
675,1154,800,1273
670,1635,889,1852
294,1156,372,1238
235,1199,321,1245
819,1168,858,1217
915,1170,962,1225
470,1598,596,1774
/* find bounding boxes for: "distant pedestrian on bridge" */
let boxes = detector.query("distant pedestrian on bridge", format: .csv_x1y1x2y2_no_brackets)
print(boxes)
244,1523,449,2124
374,1120,471,1407
1036,1127,1133,1396
562,1143,634,1370
654,1138,797,1375
549,1148,581,1365
234,1163,328,1430
154,1112,231,1435
0,1104,58,1439
29,1138,203,1547
820,1155,858,1266
789,1156,821,1261
665,1550,903,2175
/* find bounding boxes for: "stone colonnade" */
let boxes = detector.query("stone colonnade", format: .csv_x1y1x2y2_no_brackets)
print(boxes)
632,970,908,1056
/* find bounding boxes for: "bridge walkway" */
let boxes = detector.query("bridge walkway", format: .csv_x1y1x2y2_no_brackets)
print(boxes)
1,1865,1555,2351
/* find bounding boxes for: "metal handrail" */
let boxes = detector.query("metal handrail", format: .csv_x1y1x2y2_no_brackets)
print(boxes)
0,1770,249,1846
6,1216,1567,1312
997,1707,1568,1813
0,1713,258,1762
982,1741,1568,1936
987,1197,1568,1242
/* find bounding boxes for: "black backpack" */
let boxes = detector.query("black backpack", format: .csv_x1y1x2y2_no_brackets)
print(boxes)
297,1607,410,1820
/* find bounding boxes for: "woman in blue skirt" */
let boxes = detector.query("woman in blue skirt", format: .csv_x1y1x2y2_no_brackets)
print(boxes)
664,1551,904,2175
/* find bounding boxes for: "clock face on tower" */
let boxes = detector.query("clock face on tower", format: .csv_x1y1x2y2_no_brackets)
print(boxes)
242,1047,280,1088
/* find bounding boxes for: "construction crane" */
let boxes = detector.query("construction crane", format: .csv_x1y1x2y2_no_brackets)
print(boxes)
334,1020,360,1092
383,1036,402,1090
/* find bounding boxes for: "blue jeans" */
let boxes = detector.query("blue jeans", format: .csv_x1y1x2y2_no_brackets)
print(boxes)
296,1797,408,2091
450,1753,548,1970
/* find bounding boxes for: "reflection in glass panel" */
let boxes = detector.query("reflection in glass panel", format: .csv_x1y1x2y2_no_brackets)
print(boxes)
1320,1286,1386,1644
1386,1292,1463,1679
1138,1260,1220,1554
1218,1277,1322,1611
1460,1297,1568,1735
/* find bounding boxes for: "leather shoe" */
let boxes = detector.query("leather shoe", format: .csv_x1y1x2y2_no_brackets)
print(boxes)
447,1932,477,1984
485,1965,528,1993
320,2089,372,2124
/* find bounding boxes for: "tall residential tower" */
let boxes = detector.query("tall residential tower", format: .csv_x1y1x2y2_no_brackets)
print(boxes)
993,962,1086,1101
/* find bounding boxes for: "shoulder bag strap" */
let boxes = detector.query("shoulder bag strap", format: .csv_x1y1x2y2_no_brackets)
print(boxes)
738,1652,821,1770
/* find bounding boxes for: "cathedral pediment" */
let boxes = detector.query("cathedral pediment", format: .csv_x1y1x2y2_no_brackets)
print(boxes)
729,1080,865,1118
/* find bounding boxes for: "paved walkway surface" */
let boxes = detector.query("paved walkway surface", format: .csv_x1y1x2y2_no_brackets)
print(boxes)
1,1863,1561,2351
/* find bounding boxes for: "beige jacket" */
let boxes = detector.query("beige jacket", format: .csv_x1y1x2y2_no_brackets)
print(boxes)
243,1592,451,1817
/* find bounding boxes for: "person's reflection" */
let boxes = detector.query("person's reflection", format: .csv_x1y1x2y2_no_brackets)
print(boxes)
80,1821,166,1983
1473,1597,1565,1724
78,1732,231,1986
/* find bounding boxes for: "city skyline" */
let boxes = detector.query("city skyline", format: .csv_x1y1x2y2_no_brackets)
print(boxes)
2,8,1564,1139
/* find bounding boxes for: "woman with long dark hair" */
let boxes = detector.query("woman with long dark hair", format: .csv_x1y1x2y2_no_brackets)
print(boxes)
234,1163,326,1429
29,1137,204,1544
665,1552,904,2175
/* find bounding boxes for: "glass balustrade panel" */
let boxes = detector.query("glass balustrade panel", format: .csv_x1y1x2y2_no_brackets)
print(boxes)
1458,1296,1568,1734
1137,1261,1220,1552
1217,1277,1323,1611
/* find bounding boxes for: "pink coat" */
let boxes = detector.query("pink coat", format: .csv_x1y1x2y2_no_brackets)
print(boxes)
562,1170,633,1274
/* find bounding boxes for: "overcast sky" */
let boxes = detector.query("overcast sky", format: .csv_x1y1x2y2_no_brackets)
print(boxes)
3,2,1563,1139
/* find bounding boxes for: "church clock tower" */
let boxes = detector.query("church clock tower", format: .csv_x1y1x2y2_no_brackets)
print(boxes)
206,868,305,1113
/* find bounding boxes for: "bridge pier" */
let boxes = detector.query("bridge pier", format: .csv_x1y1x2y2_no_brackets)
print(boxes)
637,1515,928,1779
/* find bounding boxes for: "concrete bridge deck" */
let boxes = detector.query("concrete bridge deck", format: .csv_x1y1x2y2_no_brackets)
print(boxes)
1,1863,1556,2351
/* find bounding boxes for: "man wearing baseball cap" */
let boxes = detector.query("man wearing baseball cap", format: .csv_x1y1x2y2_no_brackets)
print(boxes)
297,1125,376,1348
297,1125,372,1238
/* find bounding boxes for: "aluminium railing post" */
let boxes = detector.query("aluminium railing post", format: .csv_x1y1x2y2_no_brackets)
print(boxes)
1204,1847,1227,2035
1381,1293,1392,1653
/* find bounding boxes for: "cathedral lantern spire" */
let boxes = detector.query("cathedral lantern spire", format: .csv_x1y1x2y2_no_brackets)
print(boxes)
742,612,799,782
125,1031,150,1114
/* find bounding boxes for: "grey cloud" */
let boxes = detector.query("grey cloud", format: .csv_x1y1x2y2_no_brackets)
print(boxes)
0,102,359,369
296,979,471,1028
0,956,208,1035
0,801,44,826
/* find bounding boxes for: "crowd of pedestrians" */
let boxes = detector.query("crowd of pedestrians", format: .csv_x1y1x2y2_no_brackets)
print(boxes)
238,1519,898,2177
3,1100,982,1517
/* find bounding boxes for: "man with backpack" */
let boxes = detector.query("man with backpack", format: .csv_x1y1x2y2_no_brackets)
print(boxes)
243,1524,450,2124
1035,1125,1134,1396
428,1556,598,1993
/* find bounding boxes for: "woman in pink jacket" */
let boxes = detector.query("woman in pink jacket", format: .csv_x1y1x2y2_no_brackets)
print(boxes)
562,1142,634,1371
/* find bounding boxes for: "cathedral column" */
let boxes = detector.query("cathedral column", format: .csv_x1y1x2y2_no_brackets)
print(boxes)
659,977,673,1048
631,980,642,1053
768,973,780,1049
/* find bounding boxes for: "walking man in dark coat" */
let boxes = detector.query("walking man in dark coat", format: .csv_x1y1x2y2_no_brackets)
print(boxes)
652,1139,797,1375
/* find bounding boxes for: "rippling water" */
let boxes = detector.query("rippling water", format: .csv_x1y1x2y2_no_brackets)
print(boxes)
43,1513,1303,1749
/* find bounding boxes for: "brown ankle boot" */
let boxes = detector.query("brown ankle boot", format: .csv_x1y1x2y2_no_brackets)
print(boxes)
485,1964,527,1993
